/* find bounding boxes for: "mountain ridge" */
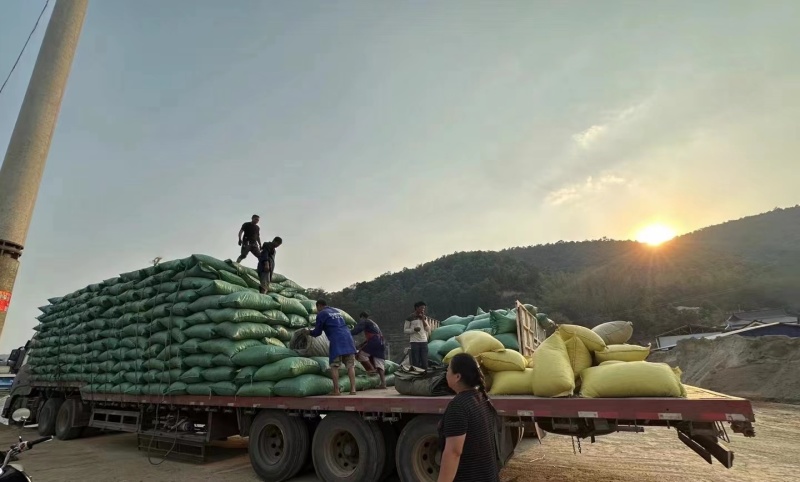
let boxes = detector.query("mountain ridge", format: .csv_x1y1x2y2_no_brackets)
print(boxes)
323,205,800,347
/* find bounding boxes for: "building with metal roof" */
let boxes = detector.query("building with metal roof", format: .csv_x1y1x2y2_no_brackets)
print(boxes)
724,309,798,331
707,322,800,340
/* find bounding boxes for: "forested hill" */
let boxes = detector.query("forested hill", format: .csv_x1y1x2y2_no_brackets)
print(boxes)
323,206,800,348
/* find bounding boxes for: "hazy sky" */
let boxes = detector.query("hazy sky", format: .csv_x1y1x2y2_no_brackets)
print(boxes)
0,1,798,351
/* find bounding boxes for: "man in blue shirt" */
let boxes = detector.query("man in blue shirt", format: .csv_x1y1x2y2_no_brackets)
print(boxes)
308,300,358,395
257,237,282,294
351,312,387,389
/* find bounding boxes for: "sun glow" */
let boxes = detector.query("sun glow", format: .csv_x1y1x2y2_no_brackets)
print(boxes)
635,224,677,246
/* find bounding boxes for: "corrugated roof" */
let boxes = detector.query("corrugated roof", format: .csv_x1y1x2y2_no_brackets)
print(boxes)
727,309,793,322
707,322,800,339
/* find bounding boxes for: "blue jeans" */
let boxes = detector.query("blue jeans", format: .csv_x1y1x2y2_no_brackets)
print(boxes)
410,342,428,370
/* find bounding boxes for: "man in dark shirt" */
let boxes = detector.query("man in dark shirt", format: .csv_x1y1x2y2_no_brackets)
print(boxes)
257,237,282,293
236,215,261,263
350,312,387,388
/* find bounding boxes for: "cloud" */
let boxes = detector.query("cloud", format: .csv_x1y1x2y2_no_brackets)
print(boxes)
546,174,627,205
573,124,608,149
572,99,651,151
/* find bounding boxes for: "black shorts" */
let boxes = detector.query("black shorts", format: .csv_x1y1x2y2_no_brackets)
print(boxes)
240,240,260,259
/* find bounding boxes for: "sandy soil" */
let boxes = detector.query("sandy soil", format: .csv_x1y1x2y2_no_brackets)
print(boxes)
0,402,795,482
649,336,800,404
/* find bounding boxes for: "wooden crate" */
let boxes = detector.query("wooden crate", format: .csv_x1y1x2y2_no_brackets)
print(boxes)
515,301,547,357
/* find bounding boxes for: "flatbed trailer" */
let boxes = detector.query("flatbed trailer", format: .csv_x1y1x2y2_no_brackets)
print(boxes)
5,378,755,482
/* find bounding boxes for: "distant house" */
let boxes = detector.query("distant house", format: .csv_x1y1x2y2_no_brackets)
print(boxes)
706,322,800,340
655,324,723,349
674,306,702,312
724,309,798,331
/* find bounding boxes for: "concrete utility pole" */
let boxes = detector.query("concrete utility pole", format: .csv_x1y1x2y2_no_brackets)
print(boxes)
0,0,89,340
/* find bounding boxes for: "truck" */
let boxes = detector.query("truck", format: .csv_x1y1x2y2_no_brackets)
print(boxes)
1,308,756,482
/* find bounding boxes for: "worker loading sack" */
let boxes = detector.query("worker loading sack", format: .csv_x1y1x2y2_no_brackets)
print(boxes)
289,329,330,357
27,254,393,398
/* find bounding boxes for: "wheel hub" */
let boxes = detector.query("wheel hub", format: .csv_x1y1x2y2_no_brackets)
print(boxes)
327,430,359,476
260,424,285,464
412,435,441,480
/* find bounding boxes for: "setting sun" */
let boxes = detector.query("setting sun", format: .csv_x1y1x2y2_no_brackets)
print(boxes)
636,224,677,246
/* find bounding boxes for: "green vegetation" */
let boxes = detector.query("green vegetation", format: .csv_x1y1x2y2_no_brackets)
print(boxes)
319,206,800,348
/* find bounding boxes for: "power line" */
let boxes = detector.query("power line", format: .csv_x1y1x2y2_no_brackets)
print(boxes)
0,0,50,97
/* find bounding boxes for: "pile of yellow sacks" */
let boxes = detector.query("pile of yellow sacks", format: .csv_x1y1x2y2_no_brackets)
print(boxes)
442,321,685,399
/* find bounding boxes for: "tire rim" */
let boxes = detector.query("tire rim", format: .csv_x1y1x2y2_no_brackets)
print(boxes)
258,424,285,465
411,434,440,481
323,429,359,477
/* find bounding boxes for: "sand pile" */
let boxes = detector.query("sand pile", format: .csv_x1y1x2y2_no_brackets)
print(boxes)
648,335,800,404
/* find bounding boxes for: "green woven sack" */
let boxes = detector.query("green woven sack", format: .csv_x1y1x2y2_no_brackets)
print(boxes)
235,381,275,396
198,339,262,357
231,345,296,367
489,310,517,335
214,322,276,340
201,366,237,382
253,357,320,382
205,308,269,324
219,292,279,311
273,374,333,397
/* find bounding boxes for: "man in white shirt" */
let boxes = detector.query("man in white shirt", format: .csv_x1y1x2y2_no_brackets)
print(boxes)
404,301,431,370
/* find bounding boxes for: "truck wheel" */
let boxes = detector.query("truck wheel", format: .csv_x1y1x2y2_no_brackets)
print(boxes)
55,399,85,440
312,413,386,482
249,410,309,482
379,422,398,481
396,415,441,482
37,398,64,437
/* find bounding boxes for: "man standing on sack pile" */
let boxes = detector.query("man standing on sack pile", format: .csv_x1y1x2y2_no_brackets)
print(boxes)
350,312,387,389
404,301,431,371
306,300,358,395
236,214,262,263
257,237,283,294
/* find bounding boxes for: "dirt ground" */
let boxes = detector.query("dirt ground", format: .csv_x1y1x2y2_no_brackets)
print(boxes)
649,336,800,404
0,402,796,482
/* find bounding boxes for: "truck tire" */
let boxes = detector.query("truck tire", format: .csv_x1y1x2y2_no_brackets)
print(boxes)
396,415,441,482
379,422,398,481
55,399,85,440
37,398,64,437
249,410,310,482
312,413,386,482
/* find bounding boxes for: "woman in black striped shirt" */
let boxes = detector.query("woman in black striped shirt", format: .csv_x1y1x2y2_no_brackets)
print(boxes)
438,353,500,482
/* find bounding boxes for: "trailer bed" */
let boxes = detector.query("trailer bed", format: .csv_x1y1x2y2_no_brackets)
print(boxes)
34,383,753,424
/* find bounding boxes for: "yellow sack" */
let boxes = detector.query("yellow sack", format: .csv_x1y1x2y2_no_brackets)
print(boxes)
524,355,534,368
580,361,687,398
592,321,634,345
443,347,463,364
599,360,625,366
531,335,575,397
563,337,592,375
488,369,535,395
595,344,650,363
556,325,606,352
480,349,527,372
456,330,504,356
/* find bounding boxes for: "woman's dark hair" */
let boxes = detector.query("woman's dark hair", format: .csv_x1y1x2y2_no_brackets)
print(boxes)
414,301,426,309
359,312,369,319
449,353,496,413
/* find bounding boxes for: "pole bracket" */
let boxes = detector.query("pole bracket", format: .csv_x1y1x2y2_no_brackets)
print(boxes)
0,240,23,259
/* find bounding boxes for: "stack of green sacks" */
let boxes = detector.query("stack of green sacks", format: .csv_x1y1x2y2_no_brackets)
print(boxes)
427,304,552,364
28,254,370,398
